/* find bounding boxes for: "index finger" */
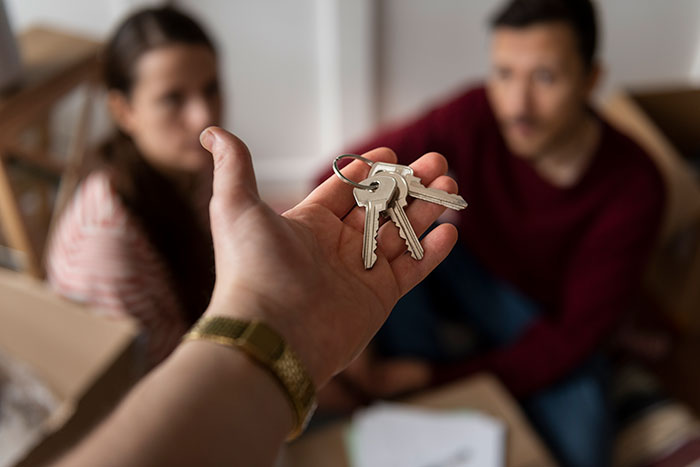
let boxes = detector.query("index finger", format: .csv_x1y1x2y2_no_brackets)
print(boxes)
301,147,397,218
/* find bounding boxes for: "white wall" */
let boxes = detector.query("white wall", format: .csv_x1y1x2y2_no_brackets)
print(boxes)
175,0,321,199
4,0,161,39
176,0,379,201
600,0,700,91
5,0,700,204
376,0,493,125
376,0,700,126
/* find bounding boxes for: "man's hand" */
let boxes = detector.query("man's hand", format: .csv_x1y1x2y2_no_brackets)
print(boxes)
200,127,459,387
342,352,431,398
318,351,431,412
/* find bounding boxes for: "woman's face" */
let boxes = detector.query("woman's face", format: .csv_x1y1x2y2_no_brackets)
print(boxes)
111,43,222,173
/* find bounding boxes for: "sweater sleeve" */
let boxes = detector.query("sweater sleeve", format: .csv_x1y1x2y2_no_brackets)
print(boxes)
432,165,665,397
46,172,188,366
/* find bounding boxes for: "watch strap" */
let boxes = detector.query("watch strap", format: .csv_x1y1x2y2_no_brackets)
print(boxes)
183,315,317,440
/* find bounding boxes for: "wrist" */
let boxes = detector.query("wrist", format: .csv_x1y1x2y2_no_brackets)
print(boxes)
186,313,317,439
170,340,294,454
205,288,328,386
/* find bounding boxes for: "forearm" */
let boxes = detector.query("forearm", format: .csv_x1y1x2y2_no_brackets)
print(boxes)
55,339,293,467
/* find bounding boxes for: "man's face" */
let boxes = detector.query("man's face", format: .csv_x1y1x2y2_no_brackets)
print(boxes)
487,21,595,159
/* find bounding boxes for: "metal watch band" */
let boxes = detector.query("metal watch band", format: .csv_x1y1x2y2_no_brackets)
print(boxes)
183,315,317,440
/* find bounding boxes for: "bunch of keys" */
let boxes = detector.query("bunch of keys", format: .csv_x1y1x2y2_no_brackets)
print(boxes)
333,155,468,269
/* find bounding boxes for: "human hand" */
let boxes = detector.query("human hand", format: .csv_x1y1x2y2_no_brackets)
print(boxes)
316,378,368,413
340,350,431,399
199,127,458,387
318,351,430,412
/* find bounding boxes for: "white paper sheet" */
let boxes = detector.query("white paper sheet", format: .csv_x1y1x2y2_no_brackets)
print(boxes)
0,349,59,467
346,403,505,467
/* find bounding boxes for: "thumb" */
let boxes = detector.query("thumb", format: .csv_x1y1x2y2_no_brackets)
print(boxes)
200,126,260,216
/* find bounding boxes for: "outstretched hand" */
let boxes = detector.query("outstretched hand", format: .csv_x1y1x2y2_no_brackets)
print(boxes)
200,127,459,387
53,127,462,467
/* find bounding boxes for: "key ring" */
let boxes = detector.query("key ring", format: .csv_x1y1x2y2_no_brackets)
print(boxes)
333,154,377,190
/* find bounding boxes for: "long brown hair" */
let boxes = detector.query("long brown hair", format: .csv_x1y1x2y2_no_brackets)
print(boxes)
88,6,216,324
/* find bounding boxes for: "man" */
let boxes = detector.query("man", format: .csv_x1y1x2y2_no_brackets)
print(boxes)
318,0,664,465
55,127,458,466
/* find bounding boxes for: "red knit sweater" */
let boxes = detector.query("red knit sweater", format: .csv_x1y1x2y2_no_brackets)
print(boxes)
318,85,665,397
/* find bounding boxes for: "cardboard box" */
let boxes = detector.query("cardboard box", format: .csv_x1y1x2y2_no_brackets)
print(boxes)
284,374,556,467
603,87,700,334
0,269,143,466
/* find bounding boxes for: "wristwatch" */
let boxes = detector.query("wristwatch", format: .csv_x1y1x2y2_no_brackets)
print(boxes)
183,316,317,440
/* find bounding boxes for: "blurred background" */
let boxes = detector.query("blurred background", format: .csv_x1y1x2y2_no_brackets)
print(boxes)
2,1,700,466
4,0,700,201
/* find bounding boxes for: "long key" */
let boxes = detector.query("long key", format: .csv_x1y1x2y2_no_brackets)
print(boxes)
353,175,398,269
369,161,468,211
405,173,467,211
377,172,424,260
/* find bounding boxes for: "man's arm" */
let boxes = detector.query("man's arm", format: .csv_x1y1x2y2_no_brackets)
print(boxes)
54,127,460,466
59,335,295,467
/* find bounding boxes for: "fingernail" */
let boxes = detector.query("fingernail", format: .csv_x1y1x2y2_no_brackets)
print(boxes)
200,127,216,151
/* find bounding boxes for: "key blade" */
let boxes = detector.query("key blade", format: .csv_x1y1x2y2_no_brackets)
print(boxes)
388,207,424,260
375,172,424,261
410,189,468,210
363,207,379,268
354,175,398,269
406,175,468,211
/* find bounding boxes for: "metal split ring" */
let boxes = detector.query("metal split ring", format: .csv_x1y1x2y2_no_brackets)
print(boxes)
332,154,377,190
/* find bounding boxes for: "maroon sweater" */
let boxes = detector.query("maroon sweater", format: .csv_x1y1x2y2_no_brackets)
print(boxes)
318,86,665,397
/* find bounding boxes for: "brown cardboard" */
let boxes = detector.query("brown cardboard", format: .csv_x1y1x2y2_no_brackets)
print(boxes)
284,374,556,467
603,87,700,334
0,268,142,465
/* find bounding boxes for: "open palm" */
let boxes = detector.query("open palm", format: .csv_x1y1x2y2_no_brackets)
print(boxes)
201,127,459,386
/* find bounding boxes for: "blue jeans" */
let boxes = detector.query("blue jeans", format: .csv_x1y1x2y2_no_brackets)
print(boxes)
374,242,613,467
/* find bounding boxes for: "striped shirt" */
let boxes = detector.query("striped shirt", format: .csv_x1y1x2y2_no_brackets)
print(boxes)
46,171,190,366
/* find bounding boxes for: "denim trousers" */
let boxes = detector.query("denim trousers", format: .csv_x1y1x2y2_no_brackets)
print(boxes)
374,240,612,467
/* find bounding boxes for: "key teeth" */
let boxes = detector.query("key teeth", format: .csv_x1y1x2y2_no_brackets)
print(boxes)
390,210,425,261
364,223,379,269
369,231,378,268
405,174,468,211
396,222,421,260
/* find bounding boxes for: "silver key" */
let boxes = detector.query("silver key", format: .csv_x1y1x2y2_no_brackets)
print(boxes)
369,161,468,211
353,174,398,269
377,172,424,260
405,173,467,211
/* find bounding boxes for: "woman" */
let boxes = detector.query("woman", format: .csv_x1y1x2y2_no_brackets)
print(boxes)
46,6,219,366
